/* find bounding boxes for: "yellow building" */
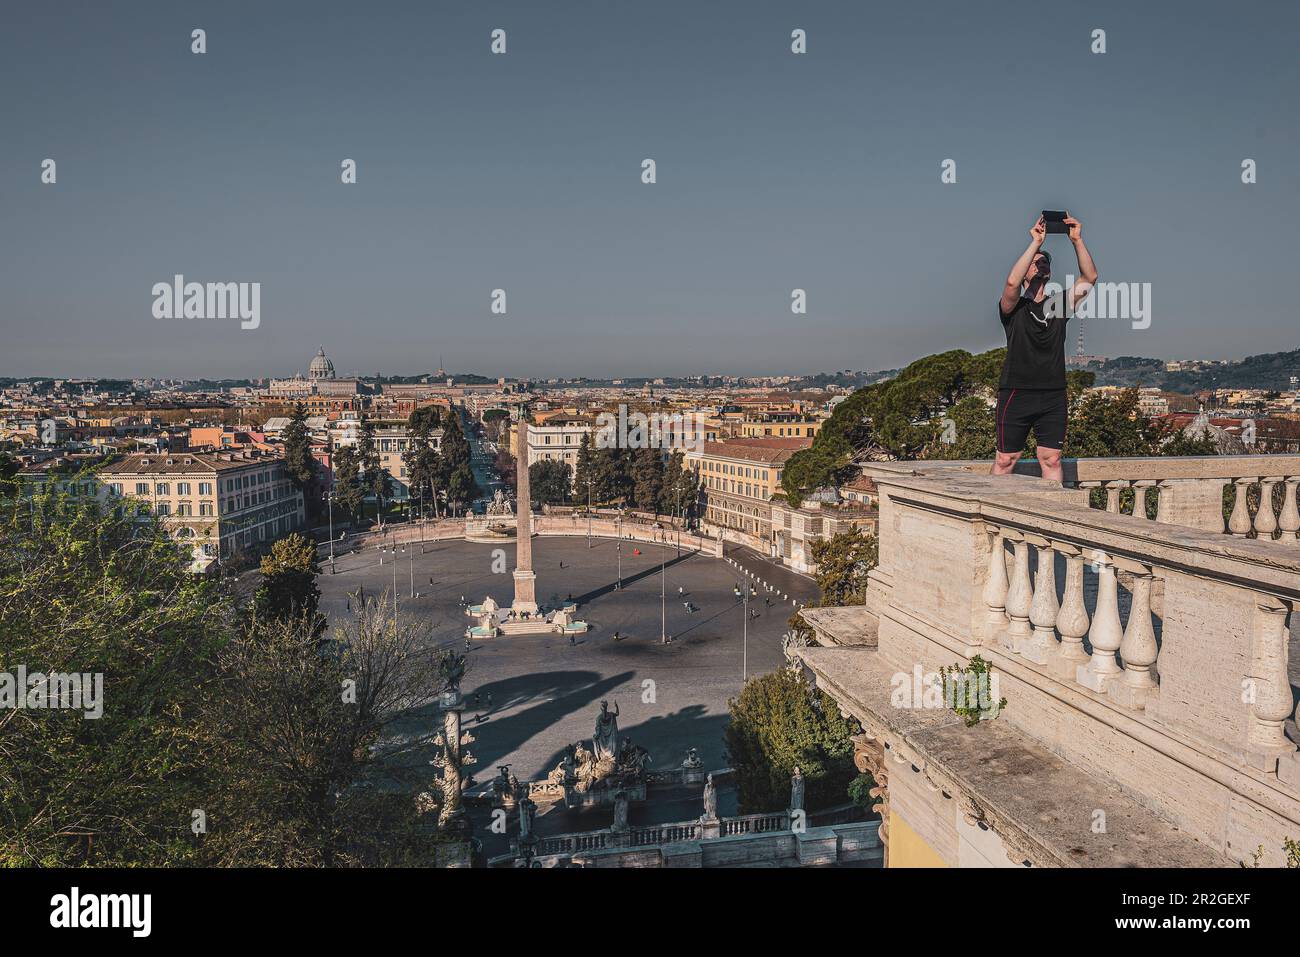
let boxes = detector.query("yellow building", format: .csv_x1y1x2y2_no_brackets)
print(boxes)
685,437,810,542
98,448,305,569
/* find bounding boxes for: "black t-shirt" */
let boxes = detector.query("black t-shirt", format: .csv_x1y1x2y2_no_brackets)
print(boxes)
998,294,1069,390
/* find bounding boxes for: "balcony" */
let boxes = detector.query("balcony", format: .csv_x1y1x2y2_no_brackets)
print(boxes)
792,454,1300,868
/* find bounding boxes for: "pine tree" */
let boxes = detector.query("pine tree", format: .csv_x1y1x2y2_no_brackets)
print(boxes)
529,459,572,507
282,403,319,518
631,447,664,514
356,419,391,522
332,445,364,522
573,432,595,506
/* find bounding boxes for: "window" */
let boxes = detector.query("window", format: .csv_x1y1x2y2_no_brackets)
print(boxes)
200,503,213,516
136,482,149,495
177,482,191,495
199,482,212,495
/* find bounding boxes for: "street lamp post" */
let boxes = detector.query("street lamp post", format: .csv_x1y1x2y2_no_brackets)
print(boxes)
616,509,622,589
418,484,425,554
325,488,336,574
735,581,751,681
675,487,681,558
660,544,667,644
390,546,400,624
586,477,593,548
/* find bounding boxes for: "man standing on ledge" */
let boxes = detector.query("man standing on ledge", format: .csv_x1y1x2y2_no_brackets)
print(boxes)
993,212,1098,482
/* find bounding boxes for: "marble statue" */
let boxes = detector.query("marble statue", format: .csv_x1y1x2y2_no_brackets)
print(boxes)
593,700,620,762
487,489,513,517
518,795,536,839
617,737,651,776
702,773,718,820
790,766,805,813
612,790,629,830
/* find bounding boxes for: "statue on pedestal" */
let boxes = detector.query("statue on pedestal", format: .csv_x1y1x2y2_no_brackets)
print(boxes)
701,773,718,820
593,700,620,762
612,790,629,831
790,766,805,813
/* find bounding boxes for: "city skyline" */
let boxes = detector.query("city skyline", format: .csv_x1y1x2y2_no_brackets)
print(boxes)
4,0,1298,378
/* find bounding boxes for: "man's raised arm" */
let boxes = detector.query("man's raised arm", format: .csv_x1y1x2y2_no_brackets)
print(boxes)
1064,214,1098,312
1001,215,1046,315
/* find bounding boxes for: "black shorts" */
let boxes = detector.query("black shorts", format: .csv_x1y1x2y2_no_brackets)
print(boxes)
995,388,1067,453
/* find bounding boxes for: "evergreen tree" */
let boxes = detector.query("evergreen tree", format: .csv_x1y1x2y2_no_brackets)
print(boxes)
529,459,572,507
356,420,391,522
631,447,664,514
448,462,479,515
659,449,698,520
332,445,364,522
725,669,861,815
573,432,595,506
280,405,315,494
402,410,443,518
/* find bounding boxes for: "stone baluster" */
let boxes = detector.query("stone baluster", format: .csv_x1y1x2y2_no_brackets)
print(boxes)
1049,547,1091,681
1132,480,1157,520
1109,564,1158,710
1228,478,1256,537
1280,478,1300,541
1245,599,1295,771
1104,482,1124,514
1078,480,1102,511
1003,536,1033,654
1155,480,1172,524
1024,537,1059,665
1254,478,1279,540
981,527,1010,645
1077,552,1123,692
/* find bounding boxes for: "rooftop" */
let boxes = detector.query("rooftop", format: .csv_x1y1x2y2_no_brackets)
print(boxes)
99,449,284,475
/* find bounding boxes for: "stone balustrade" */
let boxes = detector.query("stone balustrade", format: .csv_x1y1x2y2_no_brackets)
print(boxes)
718,812,791,837
497,815,880,868
629,822,699,846
862,455,1300,542
800,454,1300,866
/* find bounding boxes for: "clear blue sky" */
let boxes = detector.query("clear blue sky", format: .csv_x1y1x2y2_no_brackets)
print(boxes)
2,0,1296,379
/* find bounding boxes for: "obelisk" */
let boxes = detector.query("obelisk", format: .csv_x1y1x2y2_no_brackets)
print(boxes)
511,423,539,615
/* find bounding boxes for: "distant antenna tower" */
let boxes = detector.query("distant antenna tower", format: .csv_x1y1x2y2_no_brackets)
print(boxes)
1076,319,1085,357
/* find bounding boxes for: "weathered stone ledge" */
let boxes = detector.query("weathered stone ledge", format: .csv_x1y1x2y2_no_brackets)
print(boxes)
795,645,1232,868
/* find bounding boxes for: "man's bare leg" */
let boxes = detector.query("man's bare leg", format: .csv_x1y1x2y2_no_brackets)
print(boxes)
992,450,1022,476
1036,446,1063,483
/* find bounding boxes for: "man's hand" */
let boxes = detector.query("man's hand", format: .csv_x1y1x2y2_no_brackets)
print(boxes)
1030,215,1047,245
1064,213,1082,243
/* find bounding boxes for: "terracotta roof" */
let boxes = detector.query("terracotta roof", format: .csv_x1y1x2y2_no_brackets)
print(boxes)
843,474,878,493
698,436,811,463
99,449,283,475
